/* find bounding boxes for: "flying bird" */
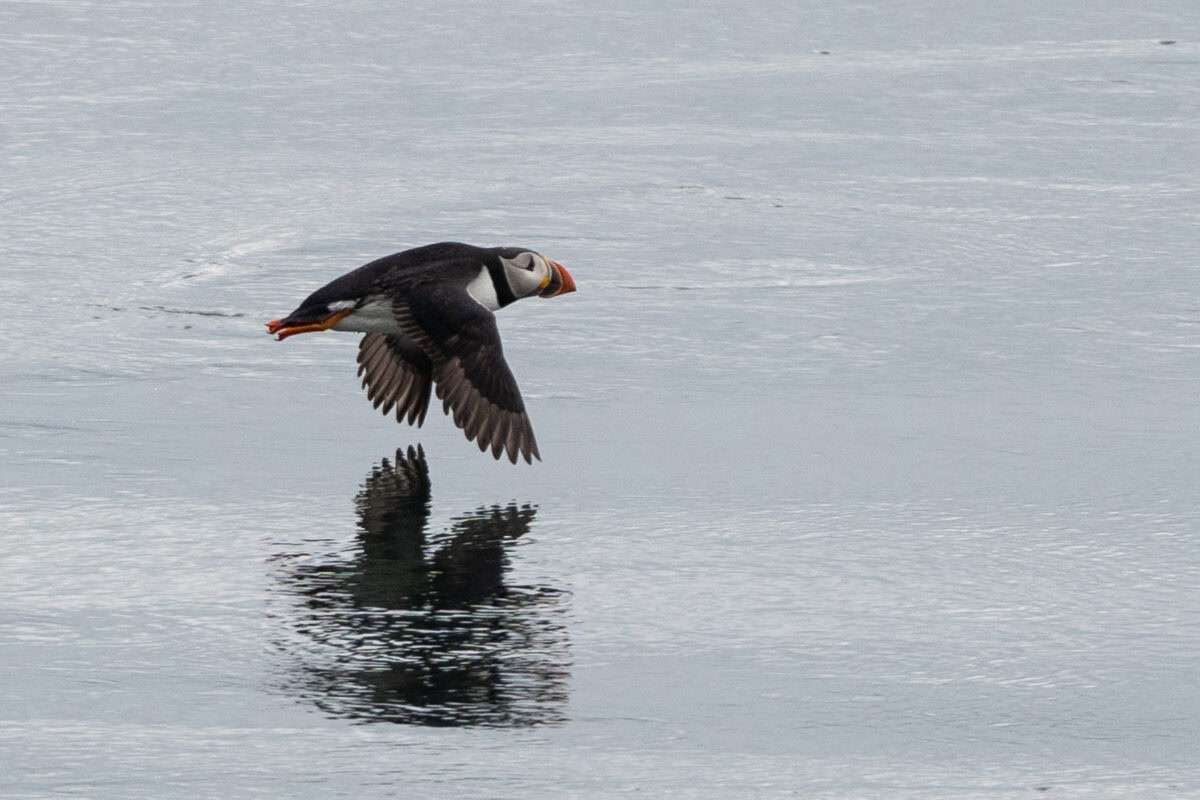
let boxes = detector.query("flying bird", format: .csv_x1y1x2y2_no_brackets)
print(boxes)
267,242,576,464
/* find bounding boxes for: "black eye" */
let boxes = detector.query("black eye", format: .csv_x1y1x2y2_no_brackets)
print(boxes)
521,256,536,271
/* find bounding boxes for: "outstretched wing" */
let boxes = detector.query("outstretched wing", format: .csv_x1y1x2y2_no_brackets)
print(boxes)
356,333,434,426
388,283,540,464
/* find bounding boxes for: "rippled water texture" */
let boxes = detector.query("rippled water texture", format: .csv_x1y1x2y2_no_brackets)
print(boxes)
3,1,1200,797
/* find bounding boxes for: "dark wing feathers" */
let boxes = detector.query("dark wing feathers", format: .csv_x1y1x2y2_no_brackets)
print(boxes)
356,333,433,426
433,354,540,464
383,283,540,464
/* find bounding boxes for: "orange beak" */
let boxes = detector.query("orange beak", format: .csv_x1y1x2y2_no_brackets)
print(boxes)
541,259,576,298
266,309,352,341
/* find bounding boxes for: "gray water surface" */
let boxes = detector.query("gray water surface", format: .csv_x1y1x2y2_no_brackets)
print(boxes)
3,1,1200,797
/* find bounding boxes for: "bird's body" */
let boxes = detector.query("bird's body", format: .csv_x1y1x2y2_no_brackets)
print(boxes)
267,242,575,464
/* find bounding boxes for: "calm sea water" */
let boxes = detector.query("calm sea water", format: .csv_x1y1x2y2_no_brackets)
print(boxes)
3,1,1200,797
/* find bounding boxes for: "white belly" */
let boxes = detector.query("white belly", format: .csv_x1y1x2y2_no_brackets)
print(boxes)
330,297,403,334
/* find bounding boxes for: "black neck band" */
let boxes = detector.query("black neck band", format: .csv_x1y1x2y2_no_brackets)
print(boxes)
486,260,518,307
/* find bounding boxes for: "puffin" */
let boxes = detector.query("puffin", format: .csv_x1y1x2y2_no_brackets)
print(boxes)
267,242,576,464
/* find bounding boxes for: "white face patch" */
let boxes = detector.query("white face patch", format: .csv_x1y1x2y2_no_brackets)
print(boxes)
328,299,358,312
498,252,549,299
466,267,501,311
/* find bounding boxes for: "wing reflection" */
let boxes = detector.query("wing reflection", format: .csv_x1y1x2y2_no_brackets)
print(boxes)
273,445,570,727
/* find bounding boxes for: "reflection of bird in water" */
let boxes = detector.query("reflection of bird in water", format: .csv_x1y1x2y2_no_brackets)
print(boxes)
273,445,569,727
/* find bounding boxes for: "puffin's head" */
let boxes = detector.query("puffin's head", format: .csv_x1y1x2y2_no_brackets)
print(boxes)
498,250,576,300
